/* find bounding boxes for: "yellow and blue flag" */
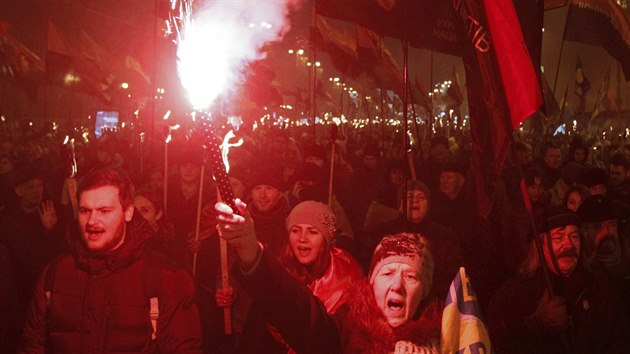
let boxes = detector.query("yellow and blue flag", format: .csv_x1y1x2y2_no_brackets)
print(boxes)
441,267,492,354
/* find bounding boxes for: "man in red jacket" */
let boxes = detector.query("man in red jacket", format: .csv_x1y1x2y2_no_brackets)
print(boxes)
20,168,202,353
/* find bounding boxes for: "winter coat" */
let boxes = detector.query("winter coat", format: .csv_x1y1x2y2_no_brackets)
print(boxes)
19,214,202,354
0,202,69,331
237,247,364,353
487,268,630,354
248,196,291,259
235,250,441,354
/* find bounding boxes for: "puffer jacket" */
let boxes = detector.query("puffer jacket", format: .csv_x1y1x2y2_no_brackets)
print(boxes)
19,213,202,354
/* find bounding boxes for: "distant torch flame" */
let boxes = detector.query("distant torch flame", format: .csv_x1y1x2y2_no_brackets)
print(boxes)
175,0,295,111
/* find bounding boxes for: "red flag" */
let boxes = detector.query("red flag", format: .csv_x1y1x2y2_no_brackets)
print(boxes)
564,0,630,80
483,0,543,128
452,0,540,218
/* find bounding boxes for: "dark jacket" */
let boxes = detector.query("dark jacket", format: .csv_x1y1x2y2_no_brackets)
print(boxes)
19,214,202,354
487,268,630,354
248,197,291,259
0,202,69,334
236,247,364,354
235,250,441,353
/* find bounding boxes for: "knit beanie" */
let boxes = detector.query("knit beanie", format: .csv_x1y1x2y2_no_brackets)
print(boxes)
578,167,608,188
286,201,337,242
577,195,617,224
369,233,434,299
248,165,285,192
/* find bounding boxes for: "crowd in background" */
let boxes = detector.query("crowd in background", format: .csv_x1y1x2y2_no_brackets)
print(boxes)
1,119,629,353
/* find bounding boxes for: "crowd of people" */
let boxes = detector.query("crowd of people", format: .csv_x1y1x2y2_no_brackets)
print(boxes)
0,121,629,353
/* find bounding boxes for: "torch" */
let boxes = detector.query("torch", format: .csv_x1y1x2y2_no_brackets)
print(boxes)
171,0,295,336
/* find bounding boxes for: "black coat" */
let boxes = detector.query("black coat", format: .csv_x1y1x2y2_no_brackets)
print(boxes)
487,268,630,354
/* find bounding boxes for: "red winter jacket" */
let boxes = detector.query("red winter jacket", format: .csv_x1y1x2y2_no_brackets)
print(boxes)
19,214,202,354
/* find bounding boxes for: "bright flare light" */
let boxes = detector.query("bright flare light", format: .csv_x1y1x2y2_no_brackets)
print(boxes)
176,0,293,111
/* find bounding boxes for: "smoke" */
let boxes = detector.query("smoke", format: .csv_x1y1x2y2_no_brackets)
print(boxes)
176,0,300,110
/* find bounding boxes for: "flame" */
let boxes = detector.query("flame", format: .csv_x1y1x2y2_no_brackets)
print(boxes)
221,130,243,173
175,0,295,110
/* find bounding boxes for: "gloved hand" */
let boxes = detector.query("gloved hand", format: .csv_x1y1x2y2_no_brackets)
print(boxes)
526,290,569,334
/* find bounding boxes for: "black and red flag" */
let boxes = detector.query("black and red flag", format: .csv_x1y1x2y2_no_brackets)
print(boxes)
452,0,542,218
563,0,630,80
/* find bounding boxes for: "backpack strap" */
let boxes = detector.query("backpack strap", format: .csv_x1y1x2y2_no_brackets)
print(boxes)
142,253,163,342
149,297,159,341
44,258,60,309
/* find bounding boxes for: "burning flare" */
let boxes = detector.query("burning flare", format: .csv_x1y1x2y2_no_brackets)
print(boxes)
175,0,296,111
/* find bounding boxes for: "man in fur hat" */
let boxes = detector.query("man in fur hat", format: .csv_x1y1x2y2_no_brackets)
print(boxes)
488,206,630,353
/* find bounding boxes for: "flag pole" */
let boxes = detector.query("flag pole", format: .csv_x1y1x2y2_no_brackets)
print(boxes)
310,3,317,138
616,61,623,111
380,89,385,150
407,80,421,141
163,140,169,213
401,0,410,231
429,50,435,140
327,124,338,207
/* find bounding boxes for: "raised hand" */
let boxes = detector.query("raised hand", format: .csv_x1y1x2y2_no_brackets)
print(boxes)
39,200,58,232
215,199,259,265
